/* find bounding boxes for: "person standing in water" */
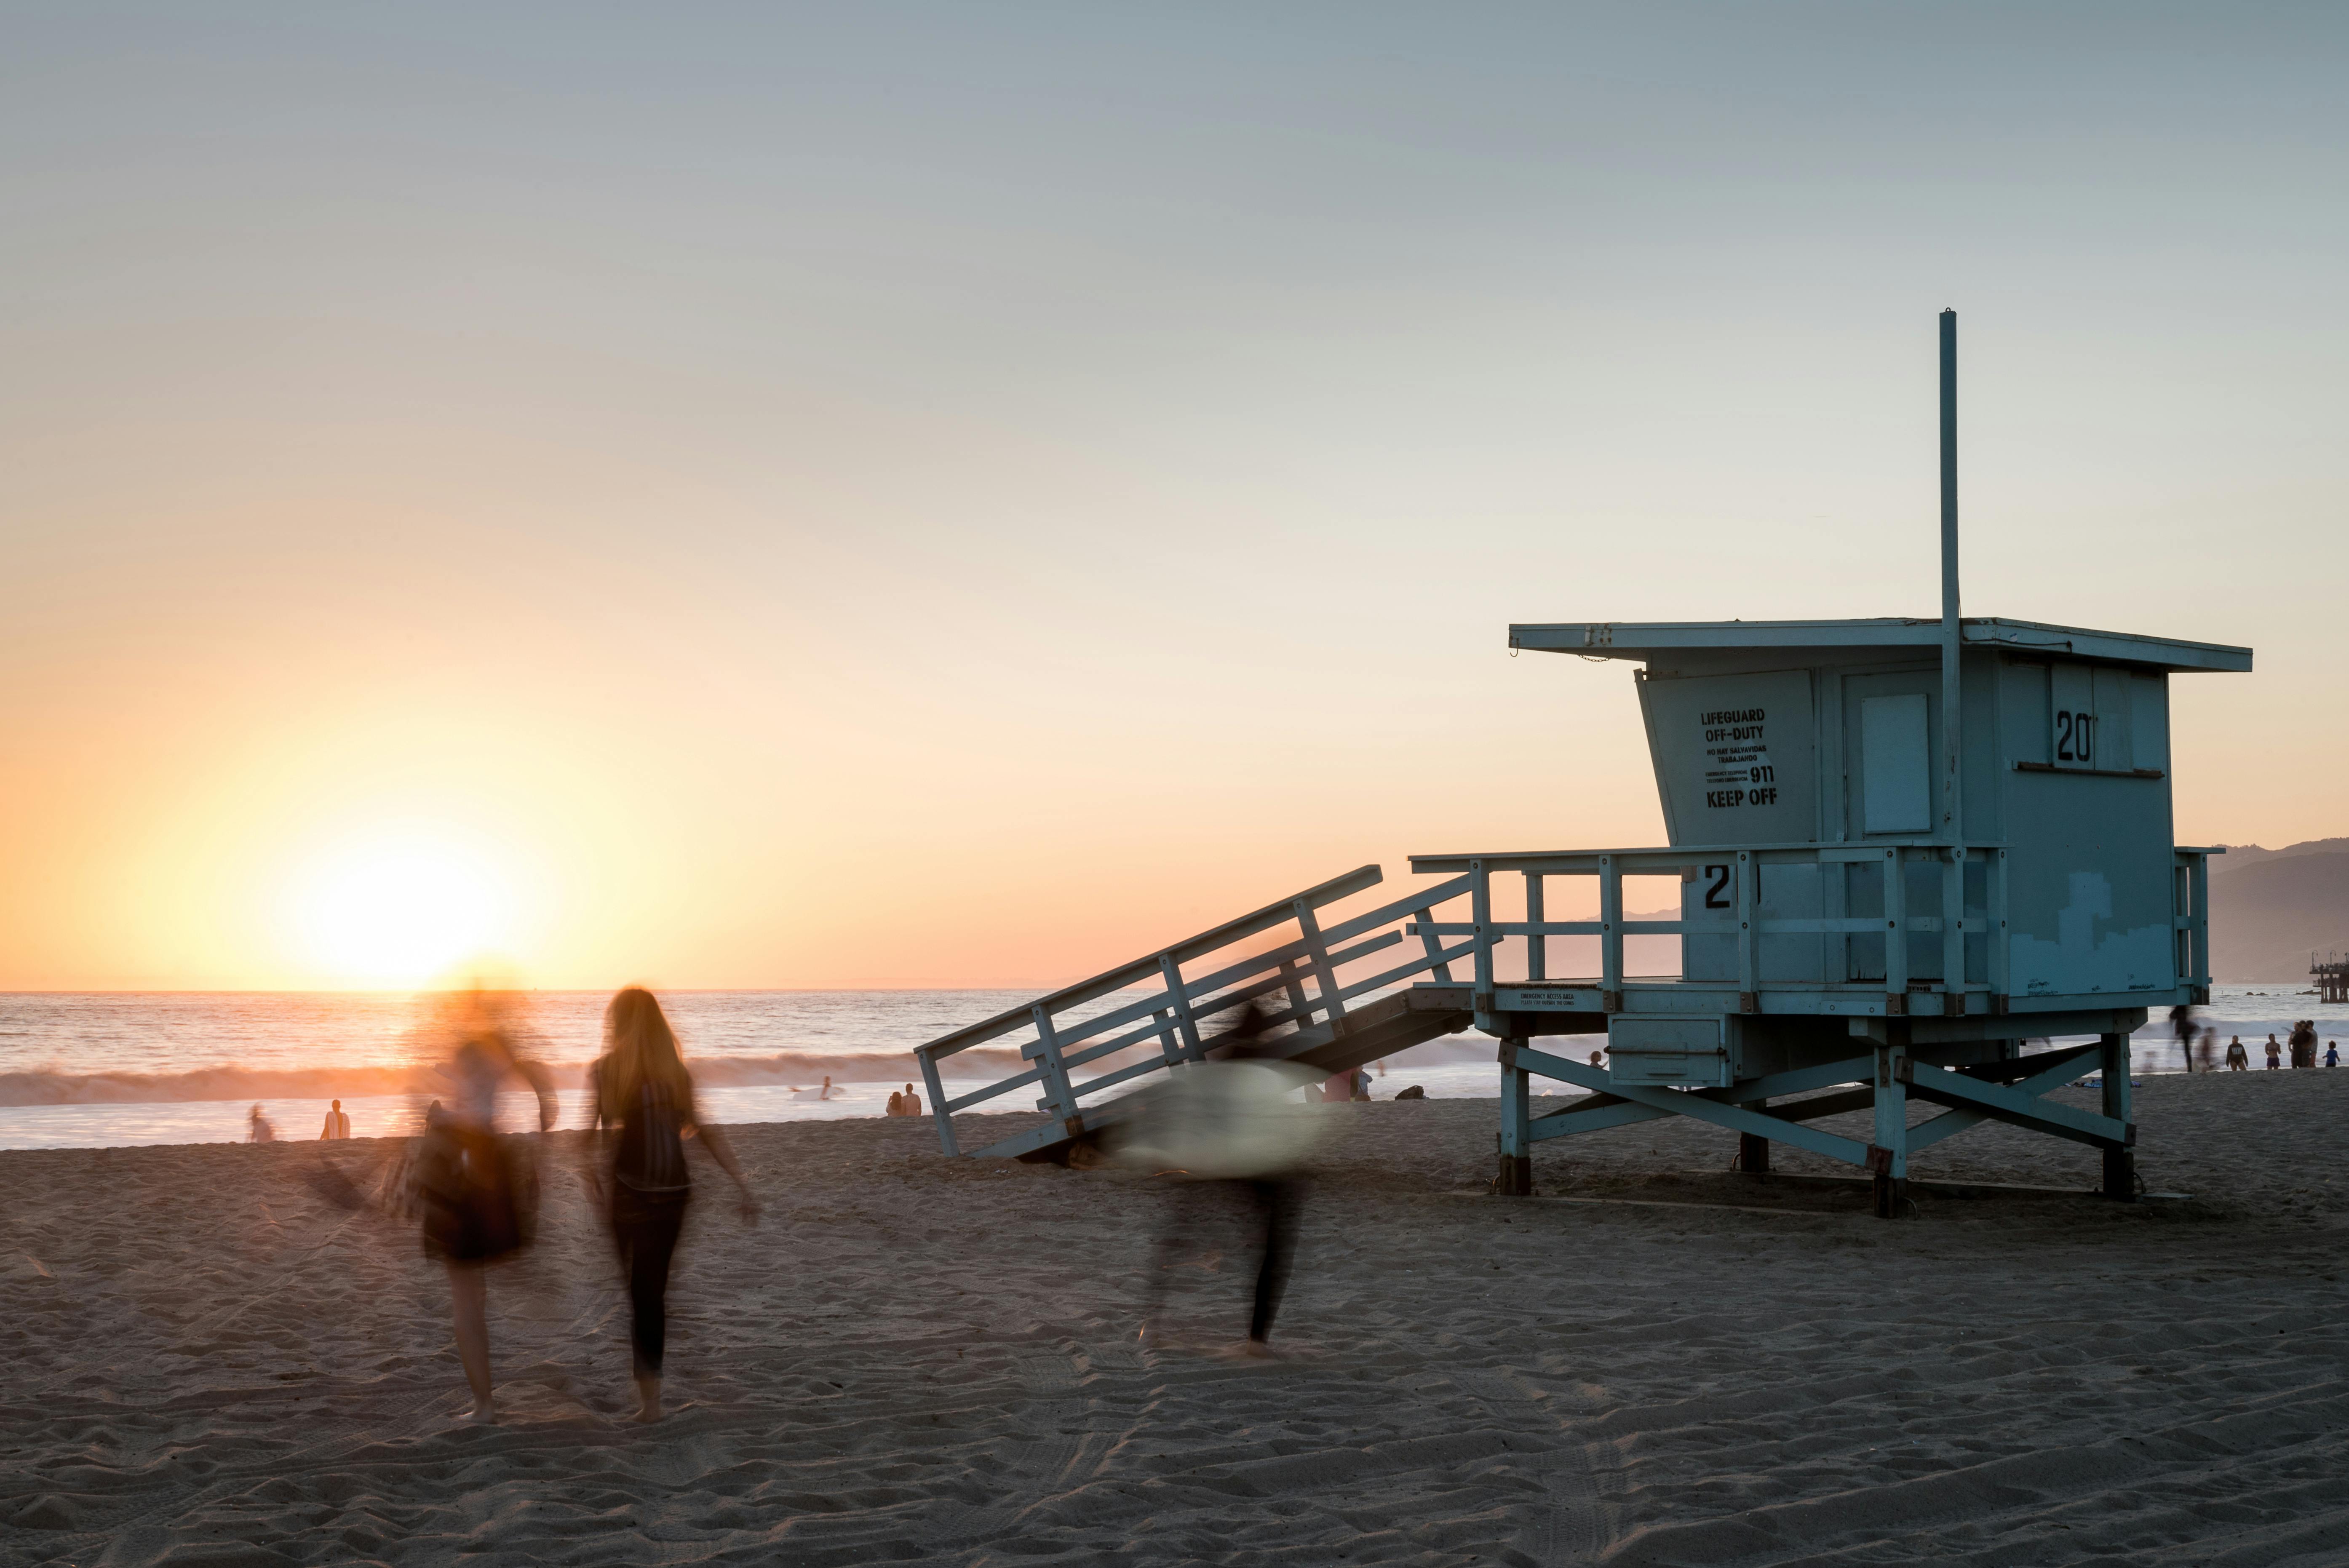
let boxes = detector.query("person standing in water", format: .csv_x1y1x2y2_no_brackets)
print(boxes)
412,988,557,1424
318,1099,351,1139
585,987,760,1424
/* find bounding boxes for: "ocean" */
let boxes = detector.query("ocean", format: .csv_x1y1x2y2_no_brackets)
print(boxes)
1,985,2341,1151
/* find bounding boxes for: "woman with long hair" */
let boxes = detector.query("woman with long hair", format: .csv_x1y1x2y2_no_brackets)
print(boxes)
411,988,558,1423
585,986,759,1423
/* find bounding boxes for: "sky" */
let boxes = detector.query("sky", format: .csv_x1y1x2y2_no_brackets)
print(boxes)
2,3,2342,991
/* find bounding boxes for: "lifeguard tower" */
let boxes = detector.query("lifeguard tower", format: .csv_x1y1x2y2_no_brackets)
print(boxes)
914,314,2249,1216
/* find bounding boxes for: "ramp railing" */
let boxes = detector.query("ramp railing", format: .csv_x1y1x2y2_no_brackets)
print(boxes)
914,865,1474,1157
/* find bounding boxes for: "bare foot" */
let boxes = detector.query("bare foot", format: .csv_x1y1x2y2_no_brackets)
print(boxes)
461,1398,498,1424
631,1374,663,1424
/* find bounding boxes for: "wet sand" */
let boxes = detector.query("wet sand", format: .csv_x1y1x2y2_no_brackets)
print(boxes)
5,1069,2348,1565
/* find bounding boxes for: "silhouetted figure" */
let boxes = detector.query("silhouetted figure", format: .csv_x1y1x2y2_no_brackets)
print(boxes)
318,1099,351,1140
2170,1005,2197,1073
2290,1020,2317,1068
412,988,557,1423
1117,1004,1318,1355
2328,1041,2340,1068
885,1089,905,1116
902,1082,922,1117
248,1104,276,1143
2197,1027,2218,1074
585,987,759,1424
2265,1035,2282,1070
2225,1036,2248,1071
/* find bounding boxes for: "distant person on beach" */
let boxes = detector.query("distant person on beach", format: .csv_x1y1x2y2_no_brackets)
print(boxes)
2170,1005,2197,1072
585,986,759,1424
2198,1027,2218,1074
885,1089,905,1116
2226,1036,2249,1071
902,1082,921,1117
2290,1020,2317,1068
318,1099,351,1139
1115,1004,1315,1357
819,1075,834,1101
2328,1042,2340,1068
248,1104,276,1142
2265,1035,2282,1069
410,988,558,1424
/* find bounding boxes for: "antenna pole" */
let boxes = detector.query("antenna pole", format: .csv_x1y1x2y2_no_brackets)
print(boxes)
1939,309,1962,846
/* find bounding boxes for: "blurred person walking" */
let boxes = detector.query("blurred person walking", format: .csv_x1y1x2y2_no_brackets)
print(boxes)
248,1104,276,1142
412,989,558,1423
1114,1005,1320,1357
585,987,760,1424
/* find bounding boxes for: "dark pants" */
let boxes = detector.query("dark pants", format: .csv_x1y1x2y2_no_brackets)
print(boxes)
610,1184,690,1376
1149,1177,1301,1343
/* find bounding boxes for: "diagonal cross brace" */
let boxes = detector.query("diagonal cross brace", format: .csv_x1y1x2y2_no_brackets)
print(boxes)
1509,1042,1873,1169
1900,1051,2128,1149
1529,1097,1670,1141
1908,1042,2103,1151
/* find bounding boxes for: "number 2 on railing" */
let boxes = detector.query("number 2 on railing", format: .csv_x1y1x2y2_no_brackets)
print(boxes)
1703,865,1732,909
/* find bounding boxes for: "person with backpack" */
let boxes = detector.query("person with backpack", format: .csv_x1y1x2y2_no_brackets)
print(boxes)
585,987,760,1424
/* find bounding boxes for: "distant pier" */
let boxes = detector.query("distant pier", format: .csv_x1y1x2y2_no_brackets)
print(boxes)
2315,955,2348,1005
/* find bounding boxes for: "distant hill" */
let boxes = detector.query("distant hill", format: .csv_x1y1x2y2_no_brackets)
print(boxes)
2207,846,2349,982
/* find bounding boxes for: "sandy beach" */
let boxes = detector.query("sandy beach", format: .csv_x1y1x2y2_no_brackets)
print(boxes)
6,1071,2349,1566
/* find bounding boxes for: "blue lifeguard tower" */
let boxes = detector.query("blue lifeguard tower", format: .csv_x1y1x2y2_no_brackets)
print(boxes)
914,315,2250,1215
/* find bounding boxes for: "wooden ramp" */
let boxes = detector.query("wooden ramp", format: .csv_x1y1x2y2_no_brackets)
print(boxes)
913,867,1478,1164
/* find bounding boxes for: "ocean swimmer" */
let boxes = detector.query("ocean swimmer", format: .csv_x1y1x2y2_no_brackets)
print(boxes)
410,988,558,1424
585,987,759,1424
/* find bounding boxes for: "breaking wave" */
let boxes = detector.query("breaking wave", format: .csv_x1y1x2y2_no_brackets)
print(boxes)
0,1048,1044,1107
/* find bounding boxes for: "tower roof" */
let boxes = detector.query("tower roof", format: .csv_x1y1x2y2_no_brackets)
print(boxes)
1507,617,2251,674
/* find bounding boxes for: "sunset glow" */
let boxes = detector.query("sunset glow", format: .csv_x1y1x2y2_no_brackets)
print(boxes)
281,828,520,988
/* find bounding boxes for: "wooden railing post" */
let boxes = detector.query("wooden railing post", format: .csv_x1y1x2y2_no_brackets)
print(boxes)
1029,1004,1080,1124
1734,849,1758,1011
1156,955,1204,1063
1884,848,1909,1007
2189,853,2211,994
1292,897,1348,1024
917,1050,957,1156
1470,860,1495,1005
1279,957,1312,1020
1526,872,1547,983
1598,855,1622,1011
1418,905,1455,983
1942,845,1967,1015
1990,848,2010,1007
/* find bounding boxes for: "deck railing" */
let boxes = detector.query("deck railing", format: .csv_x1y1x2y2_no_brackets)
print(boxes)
911,865,1473,1155
1409,840,2007,1014
1410,840,2217,1015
